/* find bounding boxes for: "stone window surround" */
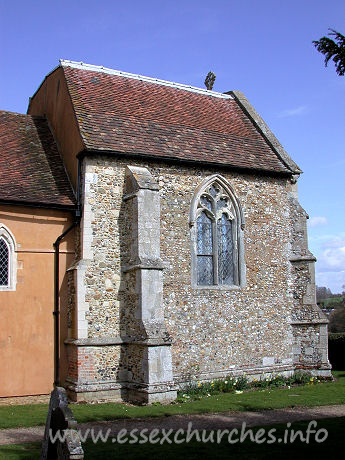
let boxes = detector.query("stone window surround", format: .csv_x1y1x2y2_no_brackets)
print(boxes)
189,174,246,290
0,223,17,291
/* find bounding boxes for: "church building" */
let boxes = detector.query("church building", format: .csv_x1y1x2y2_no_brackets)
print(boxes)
0,60,331,403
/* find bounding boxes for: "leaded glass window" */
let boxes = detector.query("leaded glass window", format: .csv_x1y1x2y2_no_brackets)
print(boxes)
0,225,16,291
217,214,234,284
193,178,242,287
0,238,9,286
197,211,214,285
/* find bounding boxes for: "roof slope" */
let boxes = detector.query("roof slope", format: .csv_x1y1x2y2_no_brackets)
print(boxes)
61,61,297,174
0,111,75,208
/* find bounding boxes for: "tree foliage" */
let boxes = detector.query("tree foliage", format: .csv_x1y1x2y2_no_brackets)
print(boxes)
316,285,333,302
313,29,345,76
329,302,345,333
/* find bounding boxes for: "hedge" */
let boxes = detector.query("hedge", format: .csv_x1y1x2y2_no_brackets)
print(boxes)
328,333,345,370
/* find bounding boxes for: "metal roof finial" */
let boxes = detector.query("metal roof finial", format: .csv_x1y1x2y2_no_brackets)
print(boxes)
204,71,216,91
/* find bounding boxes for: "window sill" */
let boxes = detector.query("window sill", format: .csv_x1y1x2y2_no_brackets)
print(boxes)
192,284,243,291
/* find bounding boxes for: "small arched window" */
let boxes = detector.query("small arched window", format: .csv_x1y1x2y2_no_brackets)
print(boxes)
190,175,245,288
0,224,17,291
0,238,9,286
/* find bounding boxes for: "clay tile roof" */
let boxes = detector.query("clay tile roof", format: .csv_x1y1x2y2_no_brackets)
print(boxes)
0,111,75,208
61,61,297,174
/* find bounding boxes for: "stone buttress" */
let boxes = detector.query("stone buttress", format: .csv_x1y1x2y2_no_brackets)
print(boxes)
288,177,332,377
122,166,176,402
64,161,176,402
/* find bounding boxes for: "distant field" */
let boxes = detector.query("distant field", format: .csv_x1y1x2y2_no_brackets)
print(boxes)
321,296,344,308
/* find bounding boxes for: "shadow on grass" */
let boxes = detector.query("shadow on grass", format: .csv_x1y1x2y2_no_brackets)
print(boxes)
82,417,345,460
334,372,345,378
1,418,344,460
0,443,40,460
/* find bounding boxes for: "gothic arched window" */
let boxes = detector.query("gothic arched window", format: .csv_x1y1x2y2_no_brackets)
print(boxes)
0,224,17,291
0,238,9,286
190,176,245,288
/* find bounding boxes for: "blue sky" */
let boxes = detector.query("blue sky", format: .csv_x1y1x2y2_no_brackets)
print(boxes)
1,0,344,292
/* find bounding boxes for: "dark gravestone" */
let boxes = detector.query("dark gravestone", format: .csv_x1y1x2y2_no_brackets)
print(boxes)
41,387,84,460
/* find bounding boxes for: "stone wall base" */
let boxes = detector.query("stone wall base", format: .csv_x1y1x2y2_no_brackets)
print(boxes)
175,364,295,387
294,366,332,379
126,388,177,404
175,363,333,388
64,361,333,403
65,378,125,403
66,387,177,404
310,369,333,378
125,382,177,404
66,388,125,403
65,380,177,404
0,394,50,406
291,321,332,377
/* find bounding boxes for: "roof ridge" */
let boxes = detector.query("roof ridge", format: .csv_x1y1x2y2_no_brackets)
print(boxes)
60,59,233,100
0,109,42,118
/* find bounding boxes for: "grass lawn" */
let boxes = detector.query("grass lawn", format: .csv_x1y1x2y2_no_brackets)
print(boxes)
1,417,344,459
0,371,344,430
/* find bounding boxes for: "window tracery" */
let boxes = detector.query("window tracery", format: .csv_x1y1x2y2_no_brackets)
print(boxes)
190,176,245,288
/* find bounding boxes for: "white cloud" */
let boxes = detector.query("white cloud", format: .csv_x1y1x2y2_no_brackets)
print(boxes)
316,270,345,294
315,236,345,292
309,232,345,244
317,246,345,272
308,216,328,227
278,106,307,118
322,236,345,249
311,235,345,292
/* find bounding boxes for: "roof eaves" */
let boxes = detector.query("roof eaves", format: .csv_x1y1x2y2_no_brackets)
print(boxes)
228,91,302,175
78,148,292,177
0,198,76,211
